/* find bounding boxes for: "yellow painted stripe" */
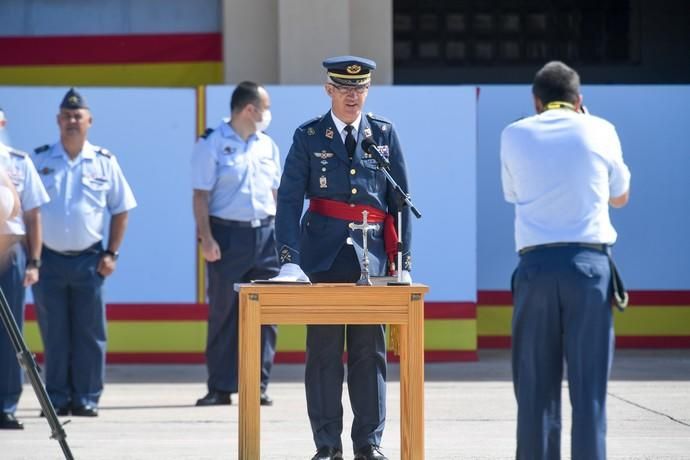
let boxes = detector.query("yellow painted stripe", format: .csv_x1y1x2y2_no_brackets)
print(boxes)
195,85,207,303
0,62,223,86
25,319,478,353
478,306,512,335
477,305,690,336
614,307,690,335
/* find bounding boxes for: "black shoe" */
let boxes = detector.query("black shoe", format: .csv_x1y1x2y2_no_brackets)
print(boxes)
0,412,23,430
71,404,98,417
195,391,232,406
354,445,388,460
260,392,273,406
311,446,343,460
40,407,70,417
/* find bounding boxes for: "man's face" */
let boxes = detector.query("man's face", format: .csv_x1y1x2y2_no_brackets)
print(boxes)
325,83,369,124
57,108,92,138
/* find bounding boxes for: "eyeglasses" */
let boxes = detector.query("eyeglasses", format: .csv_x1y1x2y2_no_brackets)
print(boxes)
329,83,369,95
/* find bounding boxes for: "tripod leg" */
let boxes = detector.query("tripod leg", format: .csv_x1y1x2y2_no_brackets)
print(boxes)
0,287,74,460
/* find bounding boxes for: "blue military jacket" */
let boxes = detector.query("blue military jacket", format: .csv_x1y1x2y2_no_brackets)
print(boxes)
275,110,412,276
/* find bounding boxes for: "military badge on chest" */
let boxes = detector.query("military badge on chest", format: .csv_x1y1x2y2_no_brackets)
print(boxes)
223,145,236,155
313,151,334,189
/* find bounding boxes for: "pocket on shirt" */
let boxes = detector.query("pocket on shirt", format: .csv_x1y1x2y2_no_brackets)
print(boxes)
81,177,110,209
218,154,248,184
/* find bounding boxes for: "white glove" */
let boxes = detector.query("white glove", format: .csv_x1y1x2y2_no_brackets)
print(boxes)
270,263,310,282
400,270,412,284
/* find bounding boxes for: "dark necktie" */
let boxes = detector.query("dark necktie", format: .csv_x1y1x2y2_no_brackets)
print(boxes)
344,125,356,161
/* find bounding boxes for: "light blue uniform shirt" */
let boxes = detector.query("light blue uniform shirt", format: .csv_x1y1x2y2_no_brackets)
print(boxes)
190,121,281,221
500,109,631,251
0,142,49,236
31,141,137,252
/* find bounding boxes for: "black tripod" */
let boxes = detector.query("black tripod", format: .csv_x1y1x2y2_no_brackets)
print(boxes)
0,287,74,459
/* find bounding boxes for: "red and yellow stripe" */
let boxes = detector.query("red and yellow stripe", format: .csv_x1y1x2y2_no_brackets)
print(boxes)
478,290,690,348
23,301,478,363
0,34,223,86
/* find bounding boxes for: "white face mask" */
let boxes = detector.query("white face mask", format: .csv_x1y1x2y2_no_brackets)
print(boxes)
255,109,272,132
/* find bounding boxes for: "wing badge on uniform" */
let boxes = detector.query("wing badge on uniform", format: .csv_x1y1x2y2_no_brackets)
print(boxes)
313,151,334,160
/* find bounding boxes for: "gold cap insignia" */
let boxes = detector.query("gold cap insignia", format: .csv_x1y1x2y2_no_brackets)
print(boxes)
346,64,361,75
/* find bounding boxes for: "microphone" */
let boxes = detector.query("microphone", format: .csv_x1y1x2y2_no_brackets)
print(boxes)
361,137,390,169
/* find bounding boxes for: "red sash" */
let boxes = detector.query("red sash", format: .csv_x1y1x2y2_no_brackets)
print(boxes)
309,198,398,274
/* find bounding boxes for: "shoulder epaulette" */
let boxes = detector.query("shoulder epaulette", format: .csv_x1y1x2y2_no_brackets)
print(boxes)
9,149,27,159
299,116,323,129
200,128,214,139
34,144,50,154
366,112,392,124
96,147,113,159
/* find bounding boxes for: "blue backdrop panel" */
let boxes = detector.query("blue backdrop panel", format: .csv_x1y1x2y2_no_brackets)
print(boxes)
205,85,478,301
0,86,197,302
476,85,690,290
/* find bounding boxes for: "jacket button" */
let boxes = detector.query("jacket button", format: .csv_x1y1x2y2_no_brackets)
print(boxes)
351,188,357,194
350,168,356,175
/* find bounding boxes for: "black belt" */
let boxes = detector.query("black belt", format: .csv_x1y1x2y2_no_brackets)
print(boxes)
44,242,102,257
210,216,274,229
518,241,628,311
518,242,607,256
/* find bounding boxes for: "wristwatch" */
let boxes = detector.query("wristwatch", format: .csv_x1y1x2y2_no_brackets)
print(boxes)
26,258,41,269
103,249,119,261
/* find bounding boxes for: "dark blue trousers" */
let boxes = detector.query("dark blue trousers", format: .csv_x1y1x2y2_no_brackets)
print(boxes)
511,246,614,460
306,245,387,452
0,242,26,414
205,220,279,393
33,244,106,409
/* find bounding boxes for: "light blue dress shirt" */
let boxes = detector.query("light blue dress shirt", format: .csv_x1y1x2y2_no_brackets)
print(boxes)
0,142,50,236
190,121,281,221
501,109,631,251
31,141,137,252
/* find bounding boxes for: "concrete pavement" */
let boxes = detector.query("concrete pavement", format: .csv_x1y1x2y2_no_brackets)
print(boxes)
1,350,689,459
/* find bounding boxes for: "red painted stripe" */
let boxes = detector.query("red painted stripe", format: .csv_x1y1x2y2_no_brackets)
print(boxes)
478,290,690,306
425,302,476,319
26,304,209,321
479,336,690,349
478,336,512,348
615,336,690,348
26,302,478,321
0,33,222,66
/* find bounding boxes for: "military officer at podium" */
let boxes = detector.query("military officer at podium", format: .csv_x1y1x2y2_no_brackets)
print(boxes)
273,56,412,460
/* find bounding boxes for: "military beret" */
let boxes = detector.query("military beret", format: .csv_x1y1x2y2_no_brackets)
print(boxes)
60,88,88,110
322,55,376,86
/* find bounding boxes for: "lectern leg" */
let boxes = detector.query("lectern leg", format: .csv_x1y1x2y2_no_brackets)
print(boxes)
239,292,261,459
400,295,425,460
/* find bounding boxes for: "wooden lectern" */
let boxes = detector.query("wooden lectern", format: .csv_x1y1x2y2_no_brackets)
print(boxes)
237,283,429,460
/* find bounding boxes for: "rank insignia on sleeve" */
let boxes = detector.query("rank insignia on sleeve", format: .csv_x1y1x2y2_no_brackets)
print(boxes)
404,255,412,271
307,127,316,136
363,127,372,138
279,247,292,263
325,127,334,139
313,151,334,160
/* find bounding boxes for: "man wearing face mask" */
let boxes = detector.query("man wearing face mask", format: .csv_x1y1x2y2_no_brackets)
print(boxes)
191,81,281,407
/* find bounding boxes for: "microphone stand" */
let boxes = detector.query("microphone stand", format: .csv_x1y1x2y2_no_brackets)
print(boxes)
0,287,74,460
372,160,422,286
